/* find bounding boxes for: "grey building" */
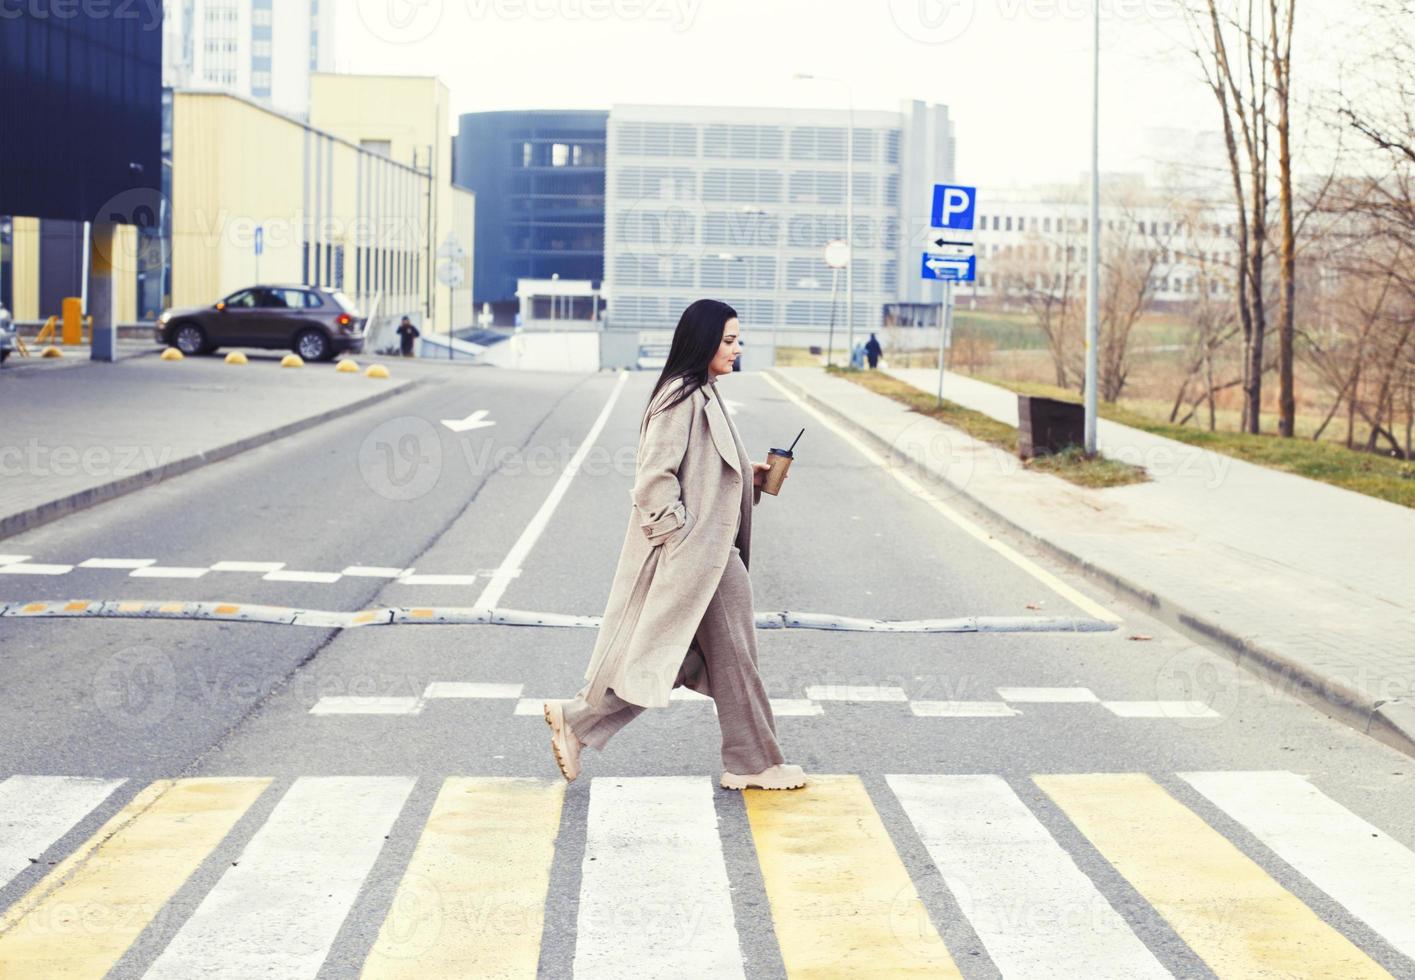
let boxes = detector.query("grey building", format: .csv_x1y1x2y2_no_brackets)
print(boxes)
603,100,957,333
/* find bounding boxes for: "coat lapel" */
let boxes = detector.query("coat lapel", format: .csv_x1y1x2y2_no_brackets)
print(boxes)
701,385,742,476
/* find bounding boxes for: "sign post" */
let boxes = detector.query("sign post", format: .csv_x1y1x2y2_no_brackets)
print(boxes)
921,184,977,405
254,225,263,284
437,234,467,361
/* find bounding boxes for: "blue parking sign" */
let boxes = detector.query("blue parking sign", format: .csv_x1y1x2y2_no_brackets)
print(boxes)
930,184,976,231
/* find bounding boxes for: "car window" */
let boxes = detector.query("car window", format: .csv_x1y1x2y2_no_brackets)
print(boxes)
254,289,290,309
224,290,256,308
297,290,324,308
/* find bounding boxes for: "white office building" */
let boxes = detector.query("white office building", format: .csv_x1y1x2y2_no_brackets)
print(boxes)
964,179,1242,307
162,0,335,118
602,101,957,336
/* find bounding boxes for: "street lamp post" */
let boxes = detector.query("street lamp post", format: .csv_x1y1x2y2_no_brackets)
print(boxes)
1084,5,1101,455
794,73,854,364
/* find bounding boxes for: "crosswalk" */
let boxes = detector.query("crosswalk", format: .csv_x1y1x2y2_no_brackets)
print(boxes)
1,771,1411,977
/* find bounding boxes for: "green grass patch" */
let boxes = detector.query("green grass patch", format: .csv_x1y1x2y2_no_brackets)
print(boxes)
825,365,1148,489
970,374,1415,509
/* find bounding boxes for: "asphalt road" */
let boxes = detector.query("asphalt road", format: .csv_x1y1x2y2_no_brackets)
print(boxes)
2,362,1413,978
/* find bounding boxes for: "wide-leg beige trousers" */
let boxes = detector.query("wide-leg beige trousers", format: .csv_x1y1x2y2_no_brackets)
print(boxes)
564,544,785,775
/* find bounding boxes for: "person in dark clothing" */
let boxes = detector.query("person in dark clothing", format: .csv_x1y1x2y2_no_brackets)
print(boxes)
864,333,882,369
396,316,420,357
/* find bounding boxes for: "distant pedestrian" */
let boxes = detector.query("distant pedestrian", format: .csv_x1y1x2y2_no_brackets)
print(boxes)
395,316,419,357
850,341,865,369
542,299,805,791
864,332,882,369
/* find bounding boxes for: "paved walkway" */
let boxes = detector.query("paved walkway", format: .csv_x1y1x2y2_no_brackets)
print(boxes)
0,353,425,540
769,365,1415,755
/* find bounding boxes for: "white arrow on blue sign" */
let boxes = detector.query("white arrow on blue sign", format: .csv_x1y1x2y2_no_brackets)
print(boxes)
930,184,977,231
920,252,976,282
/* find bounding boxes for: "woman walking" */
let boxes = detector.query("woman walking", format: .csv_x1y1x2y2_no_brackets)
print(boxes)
542,299,806,791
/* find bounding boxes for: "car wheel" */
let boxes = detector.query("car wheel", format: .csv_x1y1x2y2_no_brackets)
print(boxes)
295,328,332,362
172,322,209,355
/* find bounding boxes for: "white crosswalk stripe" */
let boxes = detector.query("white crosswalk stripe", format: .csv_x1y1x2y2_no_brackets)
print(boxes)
0,775,125,887
576,776,746,978
1182,770,1415,962
143,776,414,979
0,770,1407,977
889,774,1170,978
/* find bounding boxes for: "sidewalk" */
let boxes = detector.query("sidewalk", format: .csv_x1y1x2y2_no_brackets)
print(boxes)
768,365,1415,757
0,353,428,540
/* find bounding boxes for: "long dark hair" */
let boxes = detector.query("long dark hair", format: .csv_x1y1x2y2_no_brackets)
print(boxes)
644,299,738,421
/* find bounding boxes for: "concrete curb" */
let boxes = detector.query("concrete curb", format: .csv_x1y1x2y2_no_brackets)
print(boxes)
0,376,431,543
766,367,1415,761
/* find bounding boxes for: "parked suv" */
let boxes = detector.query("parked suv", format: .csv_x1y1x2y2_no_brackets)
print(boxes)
0,303,14,366
155,285,365,361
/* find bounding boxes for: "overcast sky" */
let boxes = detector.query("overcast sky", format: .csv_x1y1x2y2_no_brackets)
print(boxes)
332,0,1376,186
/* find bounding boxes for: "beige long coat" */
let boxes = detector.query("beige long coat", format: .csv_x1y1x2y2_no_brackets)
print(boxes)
581,375,762,708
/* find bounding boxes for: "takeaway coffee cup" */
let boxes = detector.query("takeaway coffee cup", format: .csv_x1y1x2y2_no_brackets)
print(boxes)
761,449,793,495
761,428,804,495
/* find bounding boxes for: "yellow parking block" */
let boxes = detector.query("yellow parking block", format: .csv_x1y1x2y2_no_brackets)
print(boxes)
0,778,271,978
743,774,962,977
1036,773,1390,979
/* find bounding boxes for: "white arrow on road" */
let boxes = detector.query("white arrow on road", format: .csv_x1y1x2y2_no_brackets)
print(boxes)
440,409,496,432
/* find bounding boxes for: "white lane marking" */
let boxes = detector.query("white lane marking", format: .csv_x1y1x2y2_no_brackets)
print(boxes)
475,371,631,611
910,701,1021,718
422,682,523,699
309,697,423,715
0,775,127,888
888,774,1170,978
514,699,546,716
670,687,712,701
143,776,413,979
78,558,156,569
576,777,745,978
1101,701,1221,719
769,698,824,717
1182,770,1415,961
804,685,909,702
761,371,1120,623
441,408,496,432
263,570,343,584
340,566,412,578
394,573,481,586
129,566,208,579
0,554,32,565
210,561,287,572
997,686,1099,703
0,563,74,575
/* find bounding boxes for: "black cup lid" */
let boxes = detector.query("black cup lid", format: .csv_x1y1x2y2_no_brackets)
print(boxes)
768,448,793,457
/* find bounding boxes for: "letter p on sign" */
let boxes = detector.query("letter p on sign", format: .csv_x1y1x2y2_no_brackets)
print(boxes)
930,184,976,231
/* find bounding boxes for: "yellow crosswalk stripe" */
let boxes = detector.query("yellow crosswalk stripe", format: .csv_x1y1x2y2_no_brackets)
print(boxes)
0,777,271,979
743,774,962,977
360,778,565,979
1036,773,1392,980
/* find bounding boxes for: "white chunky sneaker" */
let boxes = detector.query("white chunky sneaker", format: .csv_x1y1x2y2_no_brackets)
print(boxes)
720,763,807,791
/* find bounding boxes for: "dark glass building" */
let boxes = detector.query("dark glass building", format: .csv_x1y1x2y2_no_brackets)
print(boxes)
0,2,162,221
454,111,607,309
0,1,162,316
